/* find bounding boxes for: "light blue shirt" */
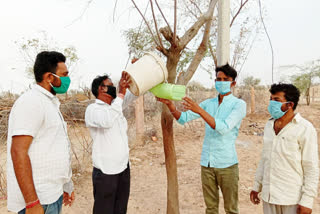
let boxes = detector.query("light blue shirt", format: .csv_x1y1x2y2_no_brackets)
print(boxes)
178,94,246,168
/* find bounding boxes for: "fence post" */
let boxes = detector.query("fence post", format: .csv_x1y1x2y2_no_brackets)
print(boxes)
250,86,255,114
135,95,145,145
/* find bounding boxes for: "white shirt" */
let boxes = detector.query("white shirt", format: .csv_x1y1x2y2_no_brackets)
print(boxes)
85,95,132,175
253,113,319,209
7,85,73,213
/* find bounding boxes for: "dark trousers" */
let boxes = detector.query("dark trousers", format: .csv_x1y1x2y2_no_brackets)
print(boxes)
92,164,130,214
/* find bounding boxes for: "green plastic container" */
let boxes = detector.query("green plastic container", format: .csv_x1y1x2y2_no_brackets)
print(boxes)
149,83,186,101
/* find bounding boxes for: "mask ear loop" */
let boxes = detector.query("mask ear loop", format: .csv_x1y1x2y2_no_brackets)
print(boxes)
285,101,294,109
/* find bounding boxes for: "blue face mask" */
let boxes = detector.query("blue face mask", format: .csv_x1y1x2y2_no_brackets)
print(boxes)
268,100,290,119
215,81,232,95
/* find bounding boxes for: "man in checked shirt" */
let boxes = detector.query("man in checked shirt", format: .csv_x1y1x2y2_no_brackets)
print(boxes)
250,83,319,214
7,51,75,214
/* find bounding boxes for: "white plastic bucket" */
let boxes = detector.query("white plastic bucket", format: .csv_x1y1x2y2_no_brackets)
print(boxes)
125,52,168,96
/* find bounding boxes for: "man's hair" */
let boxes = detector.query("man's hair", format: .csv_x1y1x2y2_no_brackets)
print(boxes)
215,63,237,81
91,74,110,98
269,83,300,110
33,51,66,83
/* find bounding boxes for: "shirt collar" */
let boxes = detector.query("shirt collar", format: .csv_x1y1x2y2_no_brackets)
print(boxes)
218,93,234,103
33,84,55,99
292,113,302,124
33,84,60,106
269,112,302,123
95,99,108,105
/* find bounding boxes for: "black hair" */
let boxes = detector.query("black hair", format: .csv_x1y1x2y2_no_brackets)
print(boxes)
215,63,237,81
269,83,300,110
33,51,66,83
91,74,110,98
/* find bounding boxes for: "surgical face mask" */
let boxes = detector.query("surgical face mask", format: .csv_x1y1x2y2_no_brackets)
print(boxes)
50,73,71,94
105,85,117,99
267,100,291,119
215,81,232,95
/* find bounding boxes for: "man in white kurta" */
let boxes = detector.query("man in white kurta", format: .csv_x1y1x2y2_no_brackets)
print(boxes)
250,83,319,214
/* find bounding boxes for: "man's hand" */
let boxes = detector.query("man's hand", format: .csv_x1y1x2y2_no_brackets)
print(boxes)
297,205,312,214
250,190,260,205
63,191,75,207
156,97,173,106
26,203,44,214
131,58,139,64
182,97,202,114
119,71,131,95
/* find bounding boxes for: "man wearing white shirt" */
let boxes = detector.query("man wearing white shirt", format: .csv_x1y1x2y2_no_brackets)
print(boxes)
7,51,75,214
250,83,319,214
85,71,132,214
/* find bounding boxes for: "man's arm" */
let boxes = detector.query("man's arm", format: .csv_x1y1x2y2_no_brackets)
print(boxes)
85,98,124,129
298,125,319,210
85,71,131,129
182,97,246,134
11,135,44,213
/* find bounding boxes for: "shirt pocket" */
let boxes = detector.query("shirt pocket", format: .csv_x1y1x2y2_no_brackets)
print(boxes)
278,136,300,160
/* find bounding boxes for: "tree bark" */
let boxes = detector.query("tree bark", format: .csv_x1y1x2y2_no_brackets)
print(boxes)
135,96,145,146
306,87,310,106
161,107,179,214
250,86,255,113
161,51,180,214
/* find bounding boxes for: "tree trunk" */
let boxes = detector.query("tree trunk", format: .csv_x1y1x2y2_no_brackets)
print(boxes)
161,107,179,214
161,52,180,214
135,95,145,146
306,87,310,106
312,87,315,103
250,86,255,113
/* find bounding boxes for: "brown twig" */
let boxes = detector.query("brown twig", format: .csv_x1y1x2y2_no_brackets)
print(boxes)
149,0,165,51
131,0,160,47
154,0,173,33
173,0,177,44
230,0,249,27
208,42,218,67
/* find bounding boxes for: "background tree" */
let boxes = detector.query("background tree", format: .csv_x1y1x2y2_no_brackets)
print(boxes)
126,1,261,213
16,31,79,80
242,76,261,89
289,59,320,105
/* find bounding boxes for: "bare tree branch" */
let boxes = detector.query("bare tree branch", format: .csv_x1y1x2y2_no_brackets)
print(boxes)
173,0,177,44
230,0,249,27
188,0,203,14
183,1,199,19
149,0,165,50
155,0,173,33
131,0,160,47
113,0,119,23
208,42,218,67
160,26,174,43
65,0,94,28
179,0,218,49
177,0,218,84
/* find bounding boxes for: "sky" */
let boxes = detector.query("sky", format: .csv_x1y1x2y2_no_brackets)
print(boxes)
0,0,319,93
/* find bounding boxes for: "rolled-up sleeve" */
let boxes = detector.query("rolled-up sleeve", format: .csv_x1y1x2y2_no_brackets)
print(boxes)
215,100,246,135
299,125,319,209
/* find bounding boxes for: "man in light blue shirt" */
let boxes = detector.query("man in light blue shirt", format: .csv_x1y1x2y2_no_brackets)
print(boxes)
157,64,246,214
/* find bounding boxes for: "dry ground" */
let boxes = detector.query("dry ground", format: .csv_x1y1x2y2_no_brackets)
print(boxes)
0,104,320,214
